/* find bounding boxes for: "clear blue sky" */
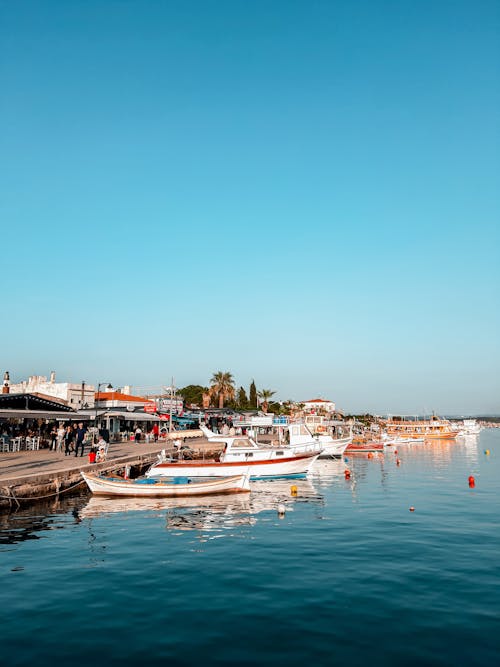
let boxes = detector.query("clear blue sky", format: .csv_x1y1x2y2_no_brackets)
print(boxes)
1,0,499,414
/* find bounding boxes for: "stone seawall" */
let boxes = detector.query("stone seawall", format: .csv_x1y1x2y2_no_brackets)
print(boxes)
0,452,159,512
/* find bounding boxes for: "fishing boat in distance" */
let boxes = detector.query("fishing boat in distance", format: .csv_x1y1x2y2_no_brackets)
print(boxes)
299,417,353,457
383,436,425,446
383,415,457,440
345,438,385,454
457,419,482,436
81,471,250,497
146,427,322,479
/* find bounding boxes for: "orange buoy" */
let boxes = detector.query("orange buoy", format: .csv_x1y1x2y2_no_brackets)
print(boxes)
394,449,398,455
344,469,351,479
290,485,298,497
468,476,475,487
396,458,401,466
367,452,374,459
409,506,415,512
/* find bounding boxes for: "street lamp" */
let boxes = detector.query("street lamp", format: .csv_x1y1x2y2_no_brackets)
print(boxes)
95,382,113,438
162,378,177,433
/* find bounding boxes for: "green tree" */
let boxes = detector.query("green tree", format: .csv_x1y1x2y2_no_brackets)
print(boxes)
237,386,249,408
249,380,257,409
178,385,207,408
257,389,276,413
209,371,235,409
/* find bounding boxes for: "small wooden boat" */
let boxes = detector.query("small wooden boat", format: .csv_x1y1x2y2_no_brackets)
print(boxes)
81,471,251,497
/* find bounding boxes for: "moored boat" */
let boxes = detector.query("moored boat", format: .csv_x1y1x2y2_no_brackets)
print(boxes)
81,471,251,497
384,415,457,440
299,417,353,457
345,439,385,454
457,419,482,436
146,430,322,479
383,436,426,445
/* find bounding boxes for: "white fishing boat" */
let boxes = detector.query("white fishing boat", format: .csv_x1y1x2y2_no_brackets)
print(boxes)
81,471,250,497
383,436,426,445
289,420,352,458
146,429,322,479
457,419,482,436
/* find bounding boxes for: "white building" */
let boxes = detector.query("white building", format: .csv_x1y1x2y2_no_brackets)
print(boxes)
95,388,152,410
301,398,336,414
7,371,96,409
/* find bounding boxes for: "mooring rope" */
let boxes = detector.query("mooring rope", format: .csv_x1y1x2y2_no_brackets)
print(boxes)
0,478,87,502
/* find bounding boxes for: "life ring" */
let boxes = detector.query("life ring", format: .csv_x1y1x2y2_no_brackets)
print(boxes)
316,425,326,433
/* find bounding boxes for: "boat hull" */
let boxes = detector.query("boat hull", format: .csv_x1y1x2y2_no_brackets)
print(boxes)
387,432,456,440
81,472,250,497
146,452,321,479
316,435,352,458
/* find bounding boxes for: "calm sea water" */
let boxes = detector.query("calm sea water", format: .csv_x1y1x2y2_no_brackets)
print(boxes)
1,430,499,667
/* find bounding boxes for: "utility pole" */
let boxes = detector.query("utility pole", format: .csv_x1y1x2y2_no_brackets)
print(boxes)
169,376,175,433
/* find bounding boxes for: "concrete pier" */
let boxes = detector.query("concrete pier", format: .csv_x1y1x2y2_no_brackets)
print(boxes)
0,437,215,511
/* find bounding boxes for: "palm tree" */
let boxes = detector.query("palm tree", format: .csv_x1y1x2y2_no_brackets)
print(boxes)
209,371,235,409
257,389,275,413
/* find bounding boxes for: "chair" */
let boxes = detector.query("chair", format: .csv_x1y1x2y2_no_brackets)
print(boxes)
0,437,9,453
10,437,21,452
25,437,33,451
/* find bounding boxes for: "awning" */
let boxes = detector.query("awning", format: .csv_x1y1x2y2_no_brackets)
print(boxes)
100,410,160,422
0,410,98,420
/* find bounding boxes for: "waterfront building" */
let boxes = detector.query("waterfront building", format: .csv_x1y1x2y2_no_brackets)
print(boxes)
302,398,336,414
94,387,152,410
6,371,95,409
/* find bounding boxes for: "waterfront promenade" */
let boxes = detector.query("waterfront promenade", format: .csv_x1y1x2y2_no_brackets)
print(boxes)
0,436,217,510
0,437,211,484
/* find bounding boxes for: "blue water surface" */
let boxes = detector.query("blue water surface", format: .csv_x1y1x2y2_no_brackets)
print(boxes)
1,430,499,667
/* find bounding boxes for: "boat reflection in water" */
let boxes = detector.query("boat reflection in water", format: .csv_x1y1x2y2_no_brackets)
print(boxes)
80,477,323,532
309,457,349,489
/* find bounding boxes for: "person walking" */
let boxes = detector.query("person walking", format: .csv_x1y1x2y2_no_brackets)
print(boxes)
49,426,58,451
134,426,142,443
65,425,75,456
74,422,87,457
152,423,159,443
56,424,66,452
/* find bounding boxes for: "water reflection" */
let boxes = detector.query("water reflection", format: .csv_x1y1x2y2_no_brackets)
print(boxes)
0,494,88,546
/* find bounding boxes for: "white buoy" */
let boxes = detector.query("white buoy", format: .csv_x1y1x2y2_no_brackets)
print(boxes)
277,503,286,518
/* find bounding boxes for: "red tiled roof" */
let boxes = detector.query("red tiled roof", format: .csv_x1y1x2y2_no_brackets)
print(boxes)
303,398,333,403
95,392,147,402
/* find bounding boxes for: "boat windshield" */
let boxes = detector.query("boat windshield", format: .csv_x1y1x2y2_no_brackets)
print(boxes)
289,424,310,437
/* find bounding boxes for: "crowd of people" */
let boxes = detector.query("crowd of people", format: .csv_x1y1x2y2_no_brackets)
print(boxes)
0,420,111,459
204,415,245,436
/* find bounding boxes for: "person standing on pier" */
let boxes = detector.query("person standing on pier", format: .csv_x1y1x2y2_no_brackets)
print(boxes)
65,425,75,456
56,424,66,452
75,422,87,457
50,425,58,451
